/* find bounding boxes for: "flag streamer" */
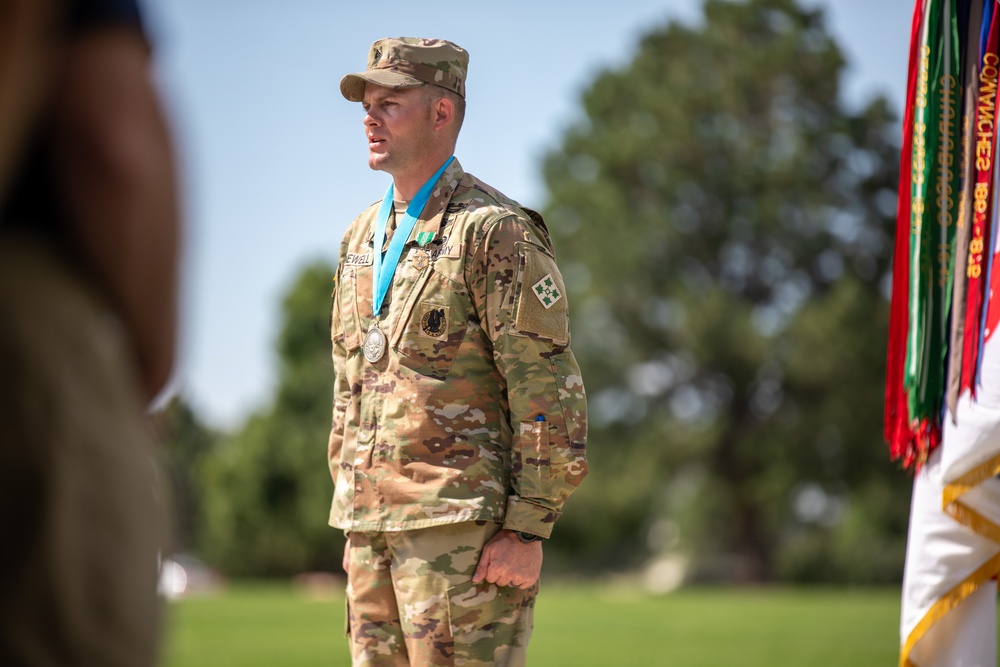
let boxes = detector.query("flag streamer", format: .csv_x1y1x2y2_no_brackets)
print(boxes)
889,0,1000,468
890,3,1000,667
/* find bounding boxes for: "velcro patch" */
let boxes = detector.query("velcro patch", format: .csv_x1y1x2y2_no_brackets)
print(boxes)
513,243,569,343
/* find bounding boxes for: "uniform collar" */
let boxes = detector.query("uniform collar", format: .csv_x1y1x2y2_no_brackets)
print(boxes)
367,158,465,246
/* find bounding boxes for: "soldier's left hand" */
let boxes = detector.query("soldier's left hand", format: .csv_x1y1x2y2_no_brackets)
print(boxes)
472,530,543,589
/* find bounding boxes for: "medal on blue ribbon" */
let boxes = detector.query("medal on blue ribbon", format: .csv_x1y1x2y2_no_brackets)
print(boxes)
363,156,455,363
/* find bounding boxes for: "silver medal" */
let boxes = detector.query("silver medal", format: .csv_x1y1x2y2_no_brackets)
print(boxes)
363,323,387,363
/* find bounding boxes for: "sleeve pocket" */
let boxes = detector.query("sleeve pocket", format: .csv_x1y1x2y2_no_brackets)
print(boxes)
509,242,569,344
514,420,551,499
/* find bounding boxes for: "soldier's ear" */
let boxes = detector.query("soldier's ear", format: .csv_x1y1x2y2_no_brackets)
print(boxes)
433,96,454,131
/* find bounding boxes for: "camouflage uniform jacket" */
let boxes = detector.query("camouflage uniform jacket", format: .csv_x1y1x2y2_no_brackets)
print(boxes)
327,158,587,538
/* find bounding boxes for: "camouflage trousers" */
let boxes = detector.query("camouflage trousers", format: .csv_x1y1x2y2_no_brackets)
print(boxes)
344,521,536,666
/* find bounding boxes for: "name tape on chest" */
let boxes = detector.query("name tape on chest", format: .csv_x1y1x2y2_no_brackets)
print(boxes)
347,244,460,270
346,252,373,267
408,244,460,264
428,244,460,260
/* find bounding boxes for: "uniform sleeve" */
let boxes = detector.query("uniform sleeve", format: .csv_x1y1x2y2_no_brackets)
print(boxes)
327,244,351,484
468,214,588,539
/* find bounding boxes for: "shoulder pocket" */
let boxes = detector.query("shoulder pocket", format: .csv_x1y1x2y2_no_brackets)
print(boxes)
509,242,569,345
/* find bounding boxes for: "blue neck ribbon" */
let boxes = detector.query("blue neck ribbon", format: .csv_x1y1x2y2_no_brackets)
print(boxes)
371,156,454,317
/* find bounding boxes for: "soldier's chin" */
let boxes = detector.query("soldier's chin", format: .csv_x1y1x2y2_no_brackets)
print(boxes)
368,153,391,173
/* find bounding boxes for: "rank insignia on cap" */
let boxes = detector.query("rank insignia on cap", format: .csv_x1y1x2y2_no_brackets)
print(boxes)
532,274,563,309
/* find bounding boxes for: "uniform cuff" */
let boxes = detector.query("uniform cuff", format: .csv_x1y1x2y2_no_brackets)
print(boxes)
503,496,561,539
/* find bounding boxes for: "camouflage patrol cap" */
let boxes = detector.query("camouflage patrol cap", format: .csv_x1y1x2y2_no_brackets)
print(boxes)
340,37,469,102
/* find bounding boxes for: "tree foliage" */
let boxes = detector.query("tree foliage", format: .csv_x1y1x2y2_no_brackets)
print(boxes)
196,261,343,577
150,396,219,553
541,0,910,581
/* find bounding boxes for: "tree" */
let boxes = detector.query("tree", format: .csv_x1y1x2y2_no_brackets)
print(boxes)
197,261,343,576
149,396,219,553
540,0,910,581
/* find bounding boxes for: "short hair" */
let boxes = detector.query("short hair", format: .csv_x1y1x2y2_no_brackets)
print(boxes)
421,84,466,135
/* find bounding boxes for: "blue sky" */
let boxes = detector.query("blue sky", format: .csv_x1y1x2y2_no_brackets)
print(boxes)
144,0,915,428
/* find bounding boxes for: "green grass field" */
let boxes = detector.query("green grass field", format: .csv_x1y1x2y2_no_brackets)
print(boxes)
161,581,901,666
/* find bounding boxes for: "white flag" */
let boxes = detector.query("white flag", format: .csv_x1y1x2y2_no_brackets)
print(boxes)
900,334,1000,666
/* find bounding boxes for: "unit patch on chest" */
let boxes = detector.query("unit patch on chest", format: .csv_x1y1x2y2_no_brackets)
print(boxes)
418,305,449,338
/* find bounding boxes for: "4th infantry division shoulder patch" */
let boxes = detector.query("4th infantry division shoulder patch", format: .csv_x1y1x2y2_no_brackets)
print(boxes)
513,242,569,343
532,274,562,309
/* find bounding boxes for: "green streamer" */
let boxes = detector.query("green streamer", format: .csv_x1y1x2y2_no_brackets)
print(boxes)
920,0,962,422
904,0,946,423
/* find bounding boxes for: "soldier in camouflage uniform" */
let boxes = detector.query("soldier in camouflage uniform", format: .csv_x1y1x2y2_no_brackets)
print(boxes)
329,37,588,667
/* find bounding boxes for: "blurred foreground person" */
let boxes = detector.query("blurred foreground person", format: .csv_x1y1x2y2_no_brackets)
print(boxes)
0,0,179,664
327,37,588,666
